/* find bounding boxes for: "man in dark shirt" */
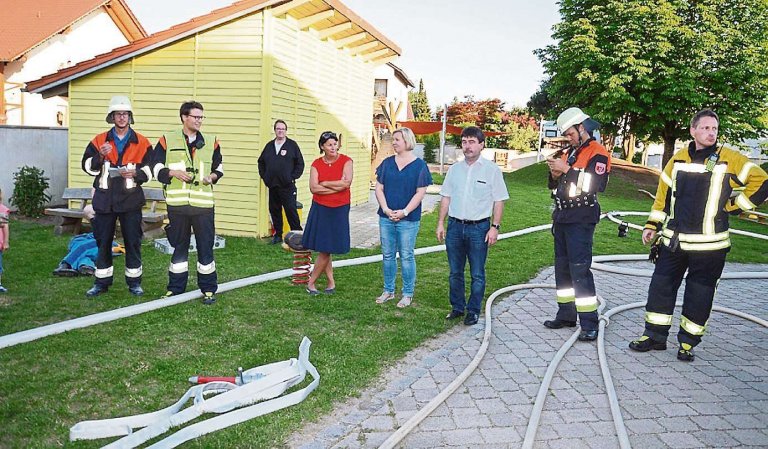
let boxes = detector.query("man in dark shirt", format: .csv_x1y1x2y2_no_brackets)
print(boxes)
258,120,305,244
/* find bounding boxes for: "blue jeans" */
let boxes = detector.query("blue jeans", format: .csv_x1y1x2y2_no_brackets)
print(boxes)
379,217,420,296
446,218,489,315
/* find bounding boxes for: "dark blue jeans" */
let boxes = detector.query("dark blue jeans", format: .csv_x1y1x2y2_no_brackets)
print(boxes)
446,218,490,315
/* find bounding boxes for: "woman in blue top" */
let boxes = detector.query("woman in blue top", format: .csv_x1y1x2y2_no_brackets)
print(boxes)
374,127,433,308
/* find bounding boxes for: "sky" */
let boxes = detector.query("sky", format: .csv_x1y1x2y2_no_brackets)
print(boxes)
126,0,561,110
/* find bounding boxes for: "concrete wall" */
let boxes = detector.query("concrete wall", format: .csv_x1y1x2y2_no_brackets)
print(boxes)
0,125,68,209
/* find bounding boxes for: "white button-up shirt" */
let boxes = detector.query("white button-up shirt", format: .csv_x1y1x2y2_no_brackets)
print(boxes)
440,157,509,220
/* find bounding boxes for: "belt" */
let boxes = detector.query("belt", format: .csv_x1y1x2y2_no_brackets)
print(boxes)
449,217,489,225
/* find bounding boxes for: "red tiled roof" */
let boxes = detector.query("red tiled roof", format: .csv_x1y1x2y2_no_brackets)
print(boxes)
0,0,146,62
26,0,401,95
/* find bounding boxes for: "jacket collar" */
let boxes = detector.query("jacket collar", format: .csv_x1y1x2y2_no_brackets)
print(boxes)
107,127,137,144
688,141,718,162
183,130,206,149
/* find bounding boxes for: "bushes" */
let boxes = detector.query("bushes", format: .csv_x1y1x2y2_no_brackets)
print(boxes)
418,133,440,163
10,166,50,217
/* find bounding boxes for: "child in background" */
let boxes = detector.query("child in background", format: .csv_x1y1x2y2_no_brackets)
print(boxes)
0,188,9,293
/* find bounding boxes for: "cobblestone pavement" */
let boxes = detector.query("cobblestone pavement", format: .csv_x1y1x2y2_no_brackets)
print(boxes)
289,261,768,449
349,191,442,249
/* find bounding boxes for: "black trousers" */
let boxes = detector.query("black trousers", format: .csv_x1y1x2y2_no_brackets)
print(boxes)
553,222,599,331
92,210,143,288
268,185,302,236
166,207,217,294
644,244,728,347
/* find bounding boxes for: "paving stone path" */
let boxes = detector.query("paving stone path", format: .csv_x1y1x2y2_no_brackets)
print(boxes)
289,260,768,449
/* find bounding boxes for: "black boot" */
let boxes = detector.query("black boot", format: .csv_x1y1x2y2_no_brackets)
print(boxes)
677,343,695,361
128,285,144,296
543,319,577,329
629,336,668,352
53,262,78,277
578,330,599,341
85,284,108,297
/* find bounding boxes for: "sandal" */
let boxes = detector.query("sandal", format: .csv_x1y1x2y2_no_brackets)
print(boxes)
397,296,413,308
375,292,395,304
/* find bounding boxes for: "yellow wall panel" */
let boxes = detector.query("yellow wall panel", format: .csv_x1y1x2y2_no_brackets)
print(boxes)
65,7,377,237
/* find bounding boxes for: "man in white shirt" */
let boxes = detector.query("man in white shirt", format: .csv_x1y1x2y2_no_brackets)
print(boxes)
436,126,509,325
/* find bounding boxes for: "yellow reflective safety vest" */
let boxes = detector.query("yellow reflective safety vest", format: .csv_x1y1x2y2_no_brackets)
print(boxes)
645,143,768,251
163,131,216,208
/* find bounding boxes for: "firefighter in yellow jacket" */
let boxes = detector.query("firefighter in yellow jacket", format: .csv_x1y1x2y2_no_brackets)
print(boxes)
630,109,768,361
151,101,223,305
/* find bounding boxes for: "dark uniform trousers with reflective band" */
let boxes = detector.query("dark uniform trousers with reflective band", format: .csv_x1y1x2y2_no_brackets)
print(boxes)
644,245,727,347
553,222,599,331
93,210,144,288
166,206,217,294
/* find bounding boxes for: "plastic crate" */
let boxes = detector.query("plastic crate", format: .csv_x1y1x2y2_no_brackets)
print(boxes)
153,235,226,254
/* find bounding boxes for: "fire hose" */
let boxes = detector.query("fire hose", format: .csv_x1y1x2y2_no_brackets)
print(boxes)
69,337,319,449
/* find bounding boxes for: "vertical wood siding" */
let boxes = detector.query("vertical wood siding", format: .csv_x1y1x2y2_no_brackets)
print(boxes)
67,8,376,237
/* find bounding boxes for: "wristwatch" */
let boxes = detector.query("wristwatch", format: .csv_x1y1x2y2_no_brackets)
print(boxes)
491,223,500,231
402,209,409,217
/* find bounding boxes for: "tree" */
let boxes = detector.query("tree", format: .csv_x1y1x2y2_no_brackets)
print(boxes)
443,97,539,151
536,0,768,166
408,79,432,121
527,78,556,118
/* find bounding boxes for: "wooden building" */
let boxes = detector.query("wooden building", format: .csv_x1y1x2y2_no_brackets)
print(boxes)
27,0,401,236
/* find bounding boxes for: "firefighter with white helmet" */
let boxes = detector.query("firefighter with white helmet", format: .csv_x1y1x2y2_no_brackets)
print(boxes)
81,95,153,297
543,107,611,341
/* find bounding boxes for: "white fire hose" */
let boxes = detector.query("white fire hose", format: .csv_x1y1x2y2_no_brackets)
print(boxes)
379,212,766,449
69,337,319,449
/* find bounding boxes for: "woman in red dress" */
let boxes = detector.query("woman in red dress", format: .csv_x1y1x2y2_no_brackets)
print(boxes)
301,131,353,294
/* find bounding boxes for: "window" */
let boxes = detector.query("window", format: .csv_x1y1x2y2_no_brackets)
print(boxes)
374,79,388,97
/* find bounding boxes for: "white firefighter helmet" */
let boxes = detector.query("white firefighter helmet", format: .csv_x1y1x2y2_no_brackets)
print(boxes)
556,107,601,135
106,95,134,124
556,107,591,135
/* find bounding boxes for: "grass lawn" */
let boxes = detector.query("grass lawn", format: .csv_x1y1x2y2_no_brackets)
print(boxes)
0,162,766,448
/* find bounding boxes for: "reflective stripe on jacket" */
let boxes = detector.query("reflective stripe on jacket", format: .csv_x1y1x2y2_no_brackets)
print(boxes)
645,142,768,251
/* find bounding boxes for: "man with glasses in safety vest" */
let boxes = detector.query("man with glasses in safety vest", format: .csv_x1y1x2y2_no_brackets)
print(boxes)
152,101,223,305
82,95,153,298
544,107,611,341
629,109,768,361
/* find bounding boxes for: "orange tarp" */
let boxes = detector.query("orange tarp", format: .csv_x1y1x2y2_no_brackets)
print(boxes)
396,121,507,136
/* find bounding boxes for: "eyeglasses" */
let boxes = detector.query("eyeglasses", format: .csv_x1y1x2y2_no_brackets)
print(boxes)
275,127,287,131
186,115,205,121
321,132,337,139
114,112,130,117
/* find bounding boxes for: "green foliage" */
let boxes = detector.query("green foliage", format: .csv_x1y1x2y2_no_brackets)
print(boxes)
444,97,540,151
10,165,51,217
430,173,445,185
527,77,555,118
408,79,432,121
761,161,768,172
418,132,440,163
632,150,643,164
536,0,768,165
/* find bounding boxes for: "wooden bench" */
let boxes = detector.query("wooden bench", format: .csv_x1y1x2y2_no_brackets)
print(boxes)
45,187,167,237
